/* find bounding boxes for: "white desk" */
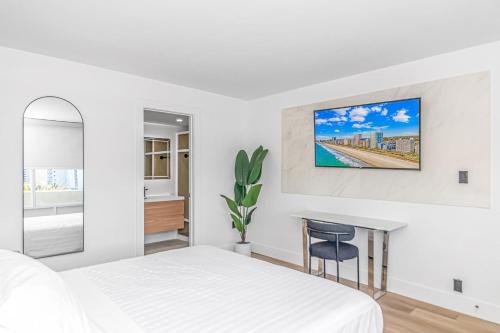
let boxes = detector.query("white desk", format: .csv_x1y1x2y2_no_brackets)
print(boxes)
292,210,407,299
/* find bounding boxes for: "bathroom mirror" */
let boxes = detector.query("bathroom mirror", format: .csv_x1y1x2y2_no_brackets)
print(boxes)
144,137,171,179
23,97,84,258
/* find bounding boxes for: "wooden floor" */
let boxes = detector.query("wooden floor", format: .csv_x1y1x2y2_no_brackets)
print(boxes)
144,239,188,255
142,242,499,332
252,253,500,333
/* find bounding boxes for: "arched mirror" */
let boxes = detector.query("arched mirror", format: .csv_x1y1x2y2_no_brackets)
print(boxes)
23,97,84,258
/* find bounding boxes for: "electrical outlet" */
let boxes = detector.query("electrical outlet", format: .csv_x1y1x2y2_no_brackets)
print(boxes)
459,171,468,184
453,278,463,293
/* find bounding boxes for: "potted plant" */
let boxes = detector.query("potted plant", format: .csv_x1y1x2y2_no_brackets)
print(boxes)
221,146,268,256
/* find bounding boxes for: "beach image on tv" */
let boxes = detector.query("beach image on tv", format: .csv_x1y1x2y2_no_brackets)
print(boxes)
314,98,420,169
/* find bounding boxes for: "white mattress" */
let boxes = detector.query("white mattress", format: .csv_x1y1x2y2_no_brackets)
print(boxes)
24,212,83,258
61,246,382,333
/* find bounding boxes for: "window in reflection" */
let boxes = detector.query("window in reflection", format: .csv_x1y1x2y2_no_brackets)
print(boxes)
24,169,83,209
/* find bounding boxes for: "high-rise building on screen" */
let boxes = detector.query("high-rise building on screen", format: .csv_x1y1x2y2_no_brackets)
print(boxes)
353,134,362,147
370,131,383,149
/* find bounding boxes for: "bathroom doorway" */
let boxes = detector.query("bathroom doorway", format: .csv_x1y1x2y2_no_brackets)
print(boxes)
142,109,192,255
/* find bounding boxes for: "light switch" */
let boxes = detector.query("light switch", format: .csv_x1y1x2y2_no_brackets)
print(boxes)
459,171,468,184
453,278,463,293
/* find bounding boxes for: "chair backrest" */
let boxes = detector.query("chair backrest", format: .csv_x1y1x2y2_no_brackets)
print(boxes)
307,219,355,242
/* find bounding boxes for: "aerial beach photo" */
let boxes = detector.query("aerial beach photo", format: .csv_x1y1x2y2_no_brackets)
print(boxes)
314,98,420,169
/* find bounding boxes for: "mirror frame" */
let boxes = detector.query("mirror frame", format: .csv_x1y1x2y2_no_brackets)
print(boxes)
22,96,85,258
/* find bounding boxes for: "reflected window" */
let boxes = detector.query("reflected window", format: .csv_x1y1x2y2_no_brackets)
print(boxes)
24,169,83,209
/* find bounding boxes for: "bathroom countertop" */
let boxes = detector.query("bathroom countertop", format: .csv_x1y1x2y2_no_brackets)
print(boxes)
144,195,185,203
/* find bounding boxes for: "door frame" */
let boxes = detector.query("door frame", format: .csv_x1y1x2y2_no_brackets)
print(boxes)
175,130,190,196
175,130,191,237
136,105,195,256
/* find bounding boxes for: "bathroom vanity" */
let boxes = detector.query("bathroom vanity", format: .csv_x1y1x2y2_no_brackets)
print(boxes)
144,195,185,234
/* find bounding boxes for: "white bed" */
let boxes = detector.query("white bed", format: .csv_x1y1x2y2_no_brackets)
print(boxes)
24,212,83,258
60,246,383,333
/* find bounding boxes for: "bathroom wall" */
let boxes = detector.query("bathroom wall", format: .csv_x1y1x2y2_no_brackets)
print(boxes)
143,122,186,196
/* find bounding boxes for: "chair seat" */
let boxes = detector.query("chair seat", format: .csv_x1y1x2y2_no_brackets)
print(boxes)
310,241,359,261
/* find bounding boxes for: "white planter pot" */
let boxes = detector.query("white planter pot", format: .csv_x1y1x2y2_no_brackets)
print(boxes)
234,242,252,256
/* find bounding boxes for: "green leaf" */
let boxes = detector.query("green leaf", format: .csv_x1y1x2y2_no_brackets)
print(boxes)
221,194,241,218
234,182,245,205
253,168,262,184
241,184,262,207
235,150,249,186
248,148,268,184
231,213,244,232
248,146,263,175
245,207,257,225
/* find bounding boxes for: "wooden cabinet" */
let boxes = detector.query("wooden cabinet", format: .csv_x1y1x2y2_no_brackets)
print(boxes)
144,200,184,234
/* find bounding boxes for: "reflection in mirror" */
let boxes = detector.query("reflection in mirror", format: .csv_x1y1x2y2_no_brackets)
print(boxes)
144,138,171,179
23,97,84,258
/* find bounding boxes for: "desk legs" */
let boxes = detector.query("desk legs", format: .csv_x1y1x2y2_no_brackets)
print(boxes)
302,219,308,273
368,230,390,299
302,219,324,275
368,230,374,295
381,231,389,293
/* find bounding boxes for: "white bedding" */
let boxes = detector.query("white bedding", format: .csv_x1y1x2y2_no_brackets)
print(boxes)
61,246,382,333
0,249,91,333
24,212,83,258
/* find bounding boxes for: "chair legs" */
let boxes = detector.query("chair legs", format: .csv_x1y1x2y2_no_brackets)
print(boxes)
335,238,340,282
356,255,360,290
336,258,340,282
312,255,360,291
323,258,326,278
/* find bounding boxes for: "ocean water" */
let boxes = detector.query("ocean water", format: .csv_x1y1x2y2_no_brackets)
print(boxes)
315,143,364,167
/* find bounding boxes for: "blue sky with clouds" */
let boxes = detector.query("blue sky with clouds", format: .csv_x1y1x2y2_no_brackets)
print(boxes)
314,98,420,140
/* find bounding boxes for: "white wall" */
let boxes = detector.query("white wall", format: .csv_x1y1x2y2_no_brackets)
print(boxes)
281,72,491,208
245,41,500,323
143,122,185,196
0,46,243,271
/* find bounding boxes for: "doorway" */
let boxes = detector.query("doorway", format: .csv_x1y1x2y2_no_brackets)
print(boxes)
142,110,192,255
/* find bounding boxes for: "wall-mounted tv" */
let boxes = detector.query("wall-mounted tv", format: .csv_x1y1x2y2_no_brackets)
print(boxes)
314,98,421,170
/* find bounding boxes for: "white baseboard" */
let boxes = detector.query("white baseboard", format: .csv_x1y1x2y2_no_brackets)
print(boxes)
176,234,189,242
250,242,363,279
388,276,500,324
251,242,500,324
252,242,303,265
144,231,178,244
145,231,189,244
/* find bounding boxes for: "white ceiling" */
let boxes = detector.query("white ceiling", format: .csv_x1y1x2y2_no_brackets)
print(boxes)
144,110,189,128
1,0,500,100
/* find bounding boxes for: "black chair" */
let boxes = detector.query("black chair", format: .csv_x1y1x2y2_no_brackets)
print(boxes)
307,219,360,289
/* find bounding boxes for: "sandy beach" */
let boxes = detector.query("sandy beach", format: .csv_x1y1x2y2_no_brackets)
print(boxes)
323,143,419,169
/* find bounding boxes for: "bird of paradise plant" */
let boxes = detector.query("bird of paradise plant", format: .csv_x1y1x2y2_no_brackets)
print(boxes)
221,146,268,243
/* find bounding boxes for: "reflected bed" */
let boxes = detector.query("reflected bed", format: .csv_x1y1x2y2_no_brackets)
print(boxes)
24,212,83,258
